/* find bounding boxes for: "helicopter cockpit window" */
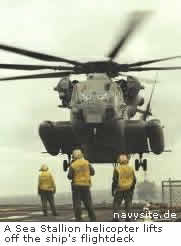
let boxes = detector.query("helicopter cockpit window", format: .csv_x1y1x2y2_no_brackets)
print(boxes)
109,83,124,104
108,82,127,119
71,78,111,105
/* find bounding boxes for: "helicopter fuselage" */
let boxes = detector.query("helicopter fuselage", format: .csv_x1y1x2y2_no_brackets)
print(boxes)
39,73,164,164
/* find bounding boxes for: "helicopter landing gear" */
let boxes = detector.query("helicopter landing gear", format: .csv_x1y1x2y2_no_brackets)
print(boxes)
142,159,147,171
63,154,71,172
135,154,147,171
63,160,68,172
135,159,139,171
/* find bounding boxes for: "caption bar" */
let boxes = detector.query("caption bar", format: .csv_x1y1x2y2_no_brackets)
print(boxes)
0,222,179,245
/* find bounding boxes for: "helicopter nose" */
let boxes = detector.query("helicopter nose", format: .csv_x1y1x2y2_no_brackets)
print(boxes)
82,103,105,124
104,107,115,120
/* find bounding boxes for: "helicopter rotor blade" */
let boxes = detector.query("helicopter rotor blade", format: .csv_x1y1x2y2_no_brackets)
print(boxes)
107,11,151,60
0,71,73,81
118,73,158,84
128,56,181,67
0,64,74,71
0,44,82,65
128,66,181,72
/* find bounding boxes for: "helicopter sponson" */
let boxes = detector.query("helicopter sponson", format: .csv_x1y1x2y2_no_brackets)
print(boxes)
39,118,164,163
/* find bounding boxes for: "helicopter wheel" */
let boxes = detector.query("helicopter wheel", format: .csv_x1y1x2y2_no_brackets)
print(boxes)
142,159,147,171
135,159,140,171
63,160,68,172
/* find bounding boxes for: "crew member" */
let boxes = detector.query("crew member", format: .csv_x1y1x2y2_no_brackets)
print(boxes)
67,149,96,222
38,164,57,216
112,154,136,221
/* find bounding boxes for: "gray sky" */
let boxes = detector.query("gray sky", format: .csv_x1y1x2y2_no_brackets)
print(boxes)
0,0,181,196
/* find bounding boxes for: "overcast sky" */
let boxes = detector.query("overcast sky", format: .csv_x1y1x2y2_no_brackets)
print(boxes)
0,0,181,197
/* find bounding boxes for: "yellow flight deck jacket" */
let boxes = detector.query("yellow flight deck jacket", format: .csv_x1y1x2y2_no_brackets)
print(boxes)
68,159,94,186
114,164,135,191
38,170,56,192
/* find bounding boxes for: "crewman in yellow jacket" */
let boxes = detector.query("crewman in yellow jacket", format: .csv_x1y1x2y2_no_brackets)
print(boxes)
38,164,57,216
67,149,96,221
112,154,136,222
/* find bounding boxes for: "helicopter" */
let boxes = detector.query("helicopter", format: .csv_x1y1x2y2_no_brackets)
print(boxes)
0,11,180,171
52,72,160,172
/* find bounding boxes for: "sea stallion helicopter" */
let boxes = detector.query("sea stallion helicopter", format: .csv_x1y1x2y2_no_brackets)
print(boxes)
0,11,180,171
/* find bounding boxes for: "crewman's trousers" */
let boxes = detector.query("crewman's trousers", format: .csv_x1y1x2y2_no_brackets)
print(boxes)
72,185,96,222
40,190,57,216
113,189,134,221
